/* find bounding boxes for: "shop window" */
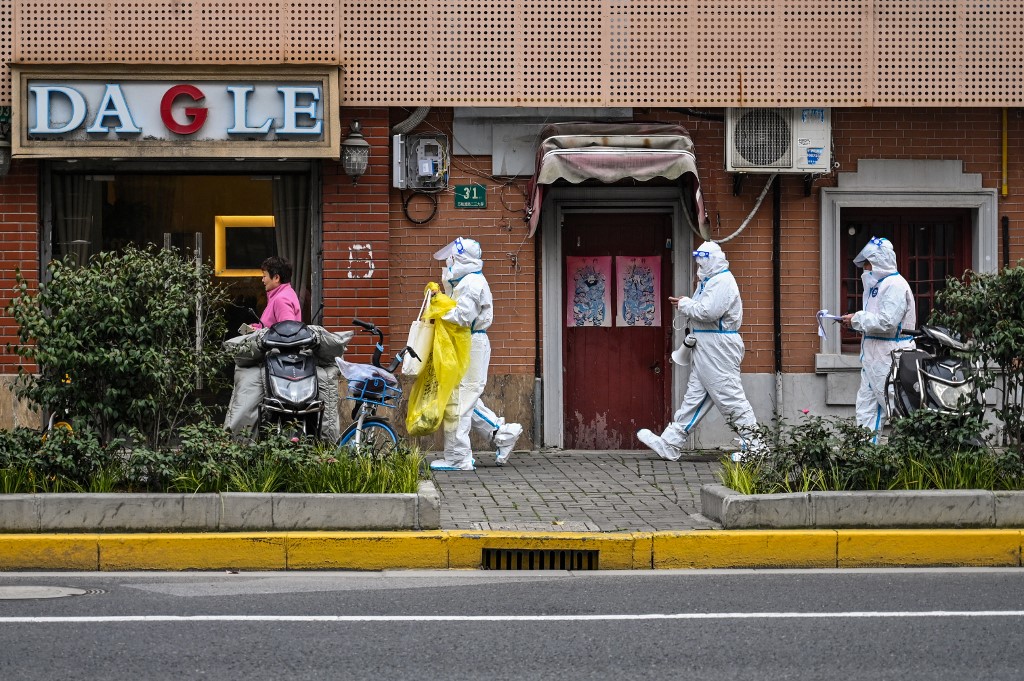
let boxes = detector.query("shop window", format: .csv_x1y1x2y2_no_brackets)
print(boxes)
47,171,312,329
839,208,971,354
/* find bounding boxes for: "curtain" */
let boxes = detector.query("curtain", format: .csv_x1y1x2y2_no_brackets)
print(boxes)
53,175,97,266
272,174,311,317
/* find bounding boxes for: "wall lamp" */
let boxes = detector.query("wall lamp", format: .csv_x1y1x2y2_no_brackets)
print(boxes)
340,120,370,184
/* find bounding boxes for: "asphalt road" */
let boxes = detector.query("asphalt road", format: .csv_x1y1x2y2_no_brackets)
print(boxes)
2,569,1023,680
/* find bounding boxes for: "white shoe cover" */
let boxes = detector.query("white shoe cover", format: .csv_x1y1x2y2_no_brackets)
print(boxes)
637,428,682,462
494,423,523,466
430,458,476,471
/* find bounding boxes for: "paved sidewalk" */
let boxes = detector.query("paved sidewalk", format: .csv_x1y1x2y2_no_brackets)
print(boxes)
429,449,724,532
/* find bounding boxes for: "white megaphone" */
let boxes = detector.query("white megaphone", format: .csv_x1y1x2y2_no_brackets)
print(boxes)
670,334,697,366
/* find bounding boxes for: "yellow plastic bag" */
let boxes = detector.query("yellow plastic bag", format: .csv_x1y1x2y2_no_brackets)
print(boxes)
405,290,471,436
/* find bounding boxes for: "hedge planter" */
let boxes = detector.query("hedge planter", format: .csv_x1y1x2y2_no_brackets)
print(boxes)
0,481,440,532
701,484,1024,529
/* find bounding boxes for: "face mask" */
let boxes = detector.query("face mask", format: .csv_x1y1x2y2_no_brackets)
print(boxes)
693,252,712,278
862,271,878,290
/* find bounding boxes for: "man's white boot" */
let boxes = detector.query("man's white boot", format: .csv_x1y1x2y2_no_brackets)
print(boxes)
637,428,682,462
494,423,523,466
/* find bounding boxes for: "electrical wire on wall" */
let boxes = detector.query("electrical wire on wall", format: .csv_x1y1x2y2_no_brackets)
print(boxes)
400,189,438,224
411,118,536,273
716,173,777,244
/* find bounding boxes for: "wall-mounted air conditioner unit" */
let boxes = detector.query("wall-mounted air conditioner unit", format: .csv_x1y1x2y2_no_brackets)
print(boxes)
725,108,831,174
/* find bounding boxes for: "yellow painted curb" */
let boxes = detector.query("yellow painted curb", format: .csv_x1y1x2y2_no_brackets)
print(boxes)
0,534,101,571
286,531,449,570
654,530,838,569
3,529,1024,571
446,531,648,570
837,529,1023,567
98,533,287,571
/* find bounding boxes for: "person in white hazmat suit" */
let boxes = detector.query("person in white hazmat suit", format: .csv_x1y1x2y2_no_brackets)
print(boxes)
840,236,917,441
428,237,524,471
637,241,759,461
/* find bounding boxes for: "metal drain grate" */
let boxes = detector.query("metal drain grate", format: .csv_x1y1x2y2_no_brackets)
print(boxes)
482,548,599,571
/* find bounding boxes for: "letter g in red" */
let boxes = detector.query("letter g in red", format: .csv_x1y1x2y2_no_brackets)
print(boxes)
161,84,208,135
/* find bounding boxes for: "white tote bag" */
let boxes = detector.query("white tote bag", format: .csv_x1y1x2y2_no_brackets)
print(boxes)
401,292,435,376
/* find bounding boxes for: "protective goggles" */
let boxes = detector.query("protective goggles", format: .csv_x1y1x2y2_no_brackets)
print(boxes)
869,236,888,248
692,250,712,258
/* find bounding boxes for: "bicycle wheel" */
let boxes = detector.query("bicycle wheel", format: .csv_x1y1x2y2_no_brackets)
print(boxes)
338,417,399,459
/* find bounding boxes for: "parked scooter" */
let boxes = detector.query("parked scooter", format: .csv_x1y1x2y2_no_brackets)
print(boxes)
885,324,983,420
224,320,352,441
258,320,324,438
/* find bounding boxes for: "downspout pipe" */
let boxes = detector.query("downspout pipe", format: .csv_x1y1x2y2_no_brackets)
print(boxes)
1003,216,1010,270
534,226,543,447
1002,109,1009,198
772,175,783,420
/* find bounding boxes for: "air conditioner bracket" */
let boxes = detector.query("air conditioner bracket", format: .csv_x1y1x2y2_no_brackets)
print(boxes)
732,174,744,197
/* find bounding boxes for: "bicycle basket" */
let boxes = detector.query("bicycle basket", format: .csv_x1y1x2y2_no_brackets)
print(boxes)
347,377,402,408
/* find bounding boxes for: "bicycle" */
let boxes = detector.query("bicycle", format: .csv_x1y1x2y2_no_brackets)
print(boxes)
336,318,420,458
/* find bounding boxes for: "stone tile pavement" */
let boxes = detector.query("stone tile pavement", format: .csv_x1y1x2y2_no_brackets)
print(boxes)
429,449,725,532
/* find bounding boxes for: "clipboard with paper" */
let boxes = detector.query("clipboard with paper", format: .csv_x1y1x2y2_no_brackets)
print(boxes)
816,309,843,338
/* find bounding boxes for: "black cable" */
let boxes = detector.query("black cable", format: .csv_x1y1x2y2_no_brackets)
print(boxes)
401,190,438,225
666,108,725,122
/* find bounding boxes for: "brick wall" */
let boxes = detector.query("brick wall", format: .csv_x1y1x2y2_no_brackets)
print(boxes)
2,107,1020,389
322,109,392,364
387,108,537,378
642,107,1024,374
0,161,39,375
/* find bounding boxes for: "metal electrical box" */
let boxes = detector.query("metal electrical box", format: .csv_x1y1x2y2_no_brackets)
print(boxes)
392,133,449,190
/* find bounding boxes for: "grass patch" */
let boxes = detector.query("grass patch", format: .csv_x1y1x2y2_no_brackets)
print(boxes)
0,419,426,495
720,411,1024,494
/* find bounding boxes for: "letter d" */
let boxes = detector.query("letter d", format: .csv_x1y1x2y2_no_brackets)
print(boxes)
29,85,87,134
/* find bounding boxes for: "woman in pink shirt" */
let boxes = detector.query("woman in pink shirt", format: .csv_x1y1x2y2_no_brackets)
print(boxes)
250,256,302,329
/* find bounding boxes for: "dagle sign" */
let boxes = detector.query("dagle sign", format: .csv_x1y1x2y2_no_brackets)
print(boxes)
11,66,341,159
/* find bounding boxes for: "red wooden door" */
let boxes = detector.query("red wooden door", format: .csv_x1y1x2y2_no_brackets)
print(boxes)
562,212,672,449
839,208,971,353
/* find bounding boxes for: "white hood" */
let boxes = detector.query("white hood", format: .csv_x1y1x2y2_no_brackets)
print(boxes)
853,236,898,277
435,237,484,282
695,241,729,279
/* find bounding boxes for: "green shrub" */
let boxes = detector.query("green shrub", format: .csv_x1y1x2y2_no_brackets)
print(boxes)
5,245,231,448
739,415,878,492
0,419,426,495
0,425,129,492
722,411,1023,494
931,264,1024,448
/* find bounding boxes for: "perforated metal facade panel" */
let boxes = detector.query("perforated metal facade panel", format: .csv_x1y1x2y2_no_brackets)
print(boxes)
14,0,339,63
2,1,1023,107
0,0,11,103
875,0,1024,104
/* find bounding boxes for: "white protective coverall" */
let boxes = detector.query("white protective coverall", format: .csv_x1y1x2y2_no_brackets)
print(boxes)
850,237,917,438
430,237,523,471
637,242,759,461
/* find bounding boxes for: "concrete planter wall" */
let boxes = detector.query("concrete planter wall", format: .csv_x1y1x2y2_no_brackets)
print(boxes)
702,484,1024,529
0,481,440,532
